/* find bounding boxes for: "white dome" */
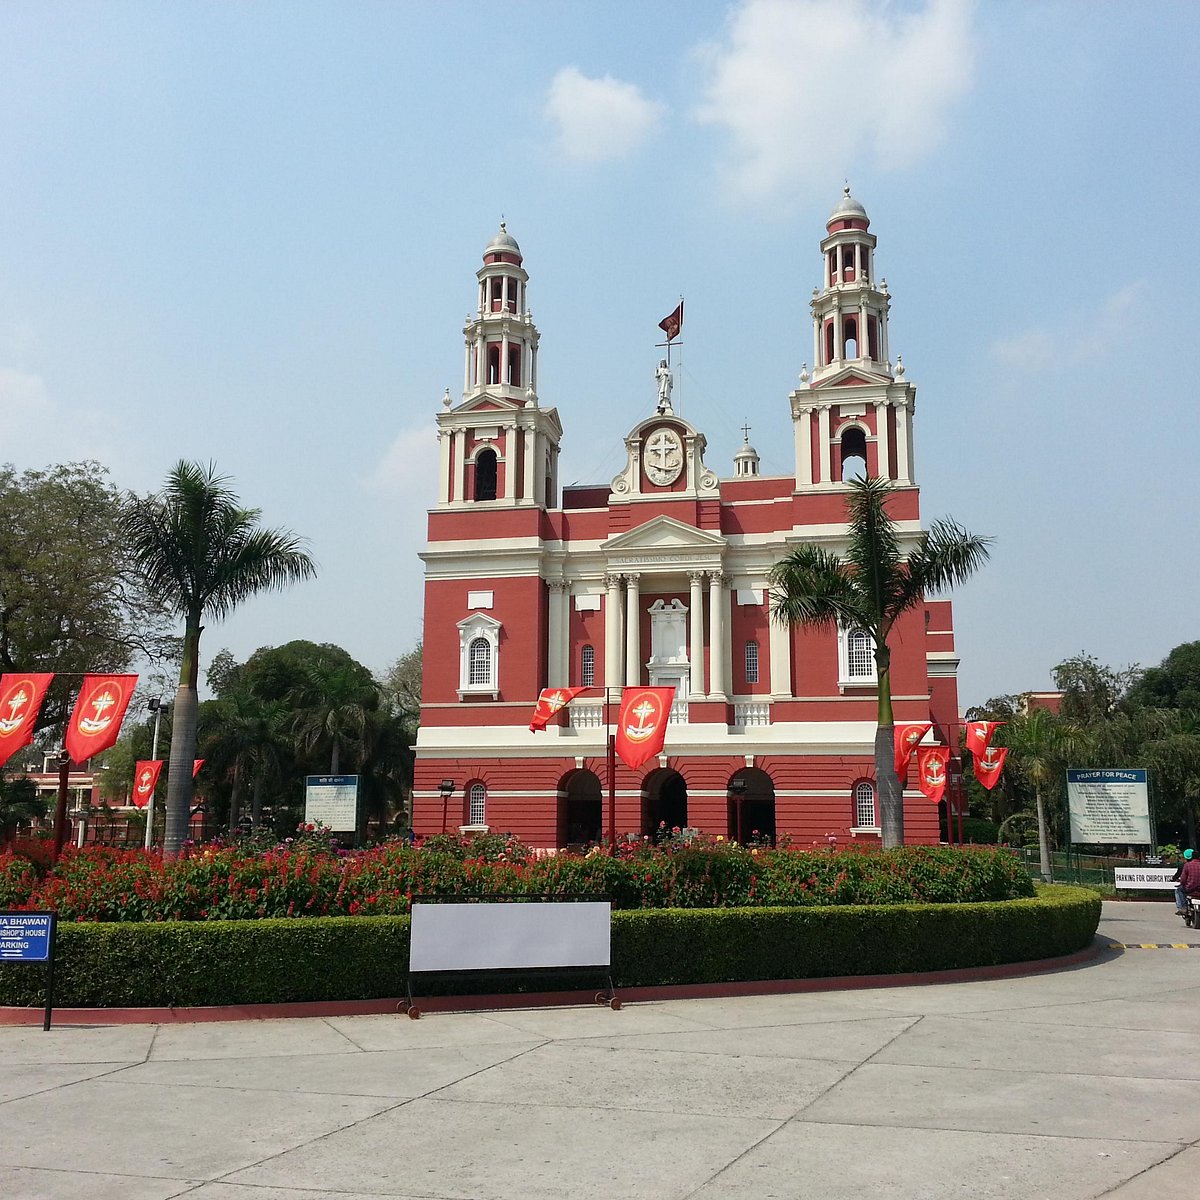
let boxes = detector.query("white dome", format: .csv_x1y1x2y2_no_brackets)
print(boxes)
485,221,521,257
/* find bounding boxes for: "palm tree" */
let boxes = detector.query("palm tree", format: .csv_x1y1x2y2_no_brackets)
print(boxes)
200,693,290,831
121,462,316,858
289,660,379,775
1001,707,1090,881
770,475,990,847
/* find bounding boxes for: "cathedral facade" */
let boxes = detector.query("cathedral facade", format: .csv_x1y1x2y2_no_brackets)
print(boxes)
412,192,960,848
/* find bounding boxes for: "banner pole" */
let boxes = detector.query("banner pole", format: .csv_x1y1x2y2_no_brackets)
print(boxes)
607,687,617,855
51,750,71,865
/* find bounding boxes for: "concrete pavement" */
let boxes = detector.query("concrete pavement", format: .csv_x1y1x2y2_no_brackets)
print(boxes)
1,900,1197,1199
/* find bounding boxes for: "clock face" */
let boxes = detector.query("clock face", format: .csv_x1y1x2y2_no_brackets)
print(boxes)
645,427,684,486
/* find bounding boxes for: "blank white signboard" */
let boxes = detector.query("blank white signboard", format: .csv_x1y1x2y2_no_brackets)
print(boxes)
409,902,611,973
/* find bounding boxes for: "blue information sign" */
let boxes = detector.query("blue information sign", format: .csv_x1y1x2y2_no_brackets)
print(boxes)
0,912,54,962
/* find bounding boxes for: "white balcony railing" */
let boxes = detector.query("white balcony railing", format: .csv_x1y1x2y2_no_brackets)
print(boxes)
568,701,605,729
733,701,771,727
669,700,689,725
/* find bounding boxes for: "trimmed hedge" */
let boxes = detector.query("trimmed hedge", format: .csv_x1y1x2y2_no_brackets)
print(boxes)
0,884,1100,1009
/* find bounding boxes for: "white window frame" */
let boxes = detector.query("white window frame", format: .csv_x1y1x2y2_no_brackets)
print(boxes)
744,640,759,685
580,644,595,687
852,781,878,832
838,625,877,685
457,612,502,699
467,782,487,827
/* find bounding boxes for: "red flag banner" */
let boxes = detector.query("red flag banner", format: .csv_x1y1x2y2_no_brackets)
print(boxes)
0,673,54,769
973,745,1007,791
658,301,683,342
916,745,950,802
132,759,164,809
65,674,138,764
894,722,932,777
614,687,676,771
965,720,1001,758
529,687,587,732
193,759,205,778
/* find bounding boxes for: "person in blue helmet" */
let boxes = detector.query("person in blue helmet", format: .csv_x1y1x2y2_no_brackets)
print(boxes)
1173,848,1196,916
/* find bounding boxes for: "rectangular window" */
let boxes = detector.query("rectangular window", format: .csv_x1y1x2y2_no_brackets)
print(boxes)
468,785,486,826
581,645,595,687
855,784,876,828
847,630,873,678
744,640,759,685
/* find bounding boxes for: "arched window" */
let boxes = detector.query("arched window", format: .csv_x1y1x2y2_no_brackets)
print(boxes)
744,640,759,685
840,426,867,482
469,638,492,686
474,449,497,501
487,344,500,384
580,644,595,687
457,612,501,698
838,626,877,684
843,315,859,359
468,782,487,826
854,781,876,828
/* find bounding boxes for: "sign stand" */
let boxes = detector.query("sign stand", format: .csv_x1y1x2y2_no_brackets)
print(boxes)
1,911,58,1030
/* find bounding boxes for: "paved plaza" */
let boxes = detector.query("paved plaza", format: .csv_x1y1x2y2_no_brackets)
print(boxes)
1,901,1197,1199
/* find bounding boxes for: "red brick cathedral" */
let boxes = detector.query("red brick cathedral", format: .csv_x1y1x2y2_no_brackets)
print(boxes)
413,190,960,848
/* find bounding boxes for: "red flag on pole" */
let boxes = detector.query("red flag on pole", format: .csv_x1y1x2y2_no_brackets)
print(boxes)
193,759,205,778
0,673,55,768
529,687,587,732
965,720,1001,758
973,745,1007,790
658,301,683,342
916,745,950,802
614,687,676,771
894,722,932,777
65,674,138,763
131,760,164,809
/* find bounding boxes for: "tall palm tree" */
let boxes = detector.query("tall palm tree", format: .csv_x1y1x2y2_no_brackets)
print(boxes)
121,462,316,858
289,660,379,775
1001,707,1090,881
200,693,290,831
771,475,991,847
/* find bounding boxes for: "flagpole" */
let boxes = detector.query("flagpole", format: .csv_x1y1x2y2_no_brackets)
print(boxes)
606,686,617,855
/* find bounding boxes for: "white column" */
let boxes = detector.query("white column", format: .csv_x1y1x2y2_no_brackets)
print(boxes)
709,570,727,700
502,426,516,501
833,305,843,362
450,430,462,502
688,571,705,698
795,408,813,488
604,573,623,690
769,605,792,699
896,400,912,484
547,580,570,687
463,339,471,394
859,299,869,359
437,429,451,504
523,428,536,503
874,401,891,479
500,337,510,389
816,405,831,485
881,305,890,366
625,573,641,686
475,332,485,386
813,314,822,368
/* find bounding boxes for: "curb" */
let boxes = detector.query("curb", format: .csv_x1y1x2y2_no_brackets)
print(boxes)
0,941,1104,1026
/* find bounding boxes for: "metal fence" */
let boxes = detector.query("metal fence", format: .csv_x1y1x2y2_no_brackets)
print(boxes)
1017,847,1165,890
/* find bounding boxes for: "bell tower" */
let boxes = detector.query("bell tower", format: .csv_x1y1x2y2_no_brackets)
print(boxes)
435,224,562,509
791,187,916,490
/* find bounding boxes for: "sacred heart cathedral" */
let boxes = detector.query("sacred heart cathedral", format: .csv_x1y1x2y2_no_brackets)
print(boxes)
412,190,960,848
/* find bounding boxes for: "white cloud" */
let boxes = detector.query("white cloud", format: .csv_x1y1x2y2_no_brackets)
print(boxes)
546,66,666,163
990,283,1146,371
695,0,975,202
364,423,440,500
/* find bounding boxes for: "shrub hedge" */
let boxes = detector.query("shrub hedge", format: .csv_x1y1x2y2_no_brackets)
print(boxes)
0,884,1100,1009
0,841,1033,920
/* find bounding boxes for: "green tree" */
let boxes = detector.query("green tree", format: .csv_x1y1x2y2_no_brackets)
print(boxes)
199,692,290,830
381,642,423,729
121,461,316,858
771,475,991,847
1129,641,1200,712
0,461,176,730
1000,707,1090,881
0,773,46,844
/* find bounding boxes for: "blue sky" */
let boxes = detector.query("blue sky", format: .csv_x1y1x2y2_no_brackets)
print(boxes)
1,1,1197,707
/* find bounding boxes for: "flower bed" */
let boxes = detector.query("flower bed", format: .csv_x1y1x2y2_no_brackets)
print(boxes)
0,837,1034,921
0,885,1101,1008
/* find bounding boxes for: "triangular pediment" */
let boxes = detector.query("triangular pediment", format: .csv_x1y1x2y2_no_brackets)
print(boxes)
603,515,726,555
812,364,891,390
454,391,523,415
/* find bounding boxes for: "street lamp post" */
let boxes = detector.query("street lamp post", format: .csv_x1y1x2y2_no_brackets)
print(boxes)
144,697,167,852
439,778,456,834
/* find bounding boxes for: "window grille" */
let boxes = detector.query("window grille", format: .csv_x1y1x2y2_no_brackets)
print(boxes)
581,644,595,687
468,783,487,826
847,629,873,678
744,640,759,684
468,637,492,686
854,781,876,828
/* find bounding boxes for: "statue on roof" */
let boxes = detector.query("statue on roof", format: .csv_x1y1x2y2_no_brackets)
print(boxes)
655,359,674,415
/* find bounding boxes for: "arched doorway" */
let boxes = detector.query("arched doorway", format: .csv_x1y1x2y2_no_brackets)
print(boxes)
558,769,603,848
727,767,776,845
642,768,688,838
